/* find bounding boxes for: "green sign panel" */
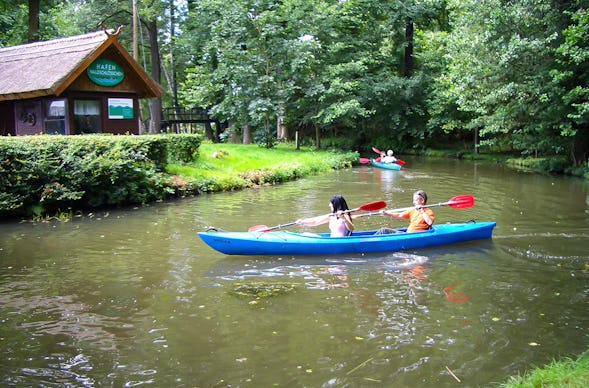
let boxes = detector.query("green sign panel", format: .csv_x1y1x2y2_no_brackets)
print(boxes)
87,59,124,87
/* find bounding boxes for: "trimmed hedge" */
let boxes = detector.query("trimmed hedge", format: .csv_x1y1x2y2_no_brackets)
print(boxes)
0,134,201,219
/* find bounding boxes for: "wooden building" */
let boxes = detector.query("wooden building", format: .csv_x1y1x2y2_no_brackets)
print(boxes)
0,29,161,136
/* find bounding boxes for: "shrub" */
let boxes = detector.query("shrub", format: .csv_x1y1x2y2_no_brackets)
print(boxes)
0,134,201,218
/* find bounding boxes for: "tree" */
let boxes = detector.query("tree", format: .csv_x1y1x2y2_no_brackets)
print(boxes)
554,5,589,165
177,0,451,149
440,0,577,157
180,0,304,145
0,0,62,46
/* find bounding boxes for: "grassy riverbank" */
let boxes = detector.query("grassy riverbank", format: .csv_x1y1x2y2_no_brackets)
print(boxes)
500,347,589,387
2,134,584,220
166,142,358,193
411,148,589,179
0,137,357,220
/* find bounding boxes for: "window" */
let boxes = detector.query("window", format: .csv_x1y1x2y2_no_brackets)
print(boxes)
74,100,101,134
44,99,67,135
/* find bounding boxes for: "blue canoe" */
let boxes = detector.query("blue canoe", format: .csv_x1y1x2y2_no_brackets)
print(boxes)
370,159,402,170
198,222,496,256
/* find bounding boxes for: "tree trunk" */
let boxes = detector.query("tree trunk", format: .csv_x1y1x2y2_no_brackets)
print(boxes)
243,124,252,144
169,0,178,107
572,125,589,166
132,0,138,60
229,128,240,143
277,104,287,140
146,19,161,134
404,18,414,78
204,122,214,141
277,115,286,141
315,123,321,149
28,0,40,43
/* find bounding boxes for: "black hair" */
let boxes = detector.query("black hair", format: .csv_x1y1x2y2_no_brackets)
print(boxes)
330,194,350,213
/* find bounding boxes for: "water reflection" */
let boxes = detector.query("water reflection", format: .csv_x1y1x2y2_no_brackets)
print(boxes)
206,252,430,283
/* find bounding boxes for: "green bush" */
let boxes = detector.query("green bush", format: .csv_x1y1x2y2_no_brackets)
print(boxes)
320,136,357,151
0,134,201,218
565,162,589,178
162,133,201,163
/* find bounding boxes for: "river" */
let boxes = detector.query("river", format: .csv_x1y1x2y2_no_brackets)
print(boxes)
0,157,588,387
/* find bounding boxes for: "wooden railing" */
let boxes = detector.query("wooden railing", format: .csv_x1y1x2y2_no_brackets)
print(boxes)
160,106,220,133
161,106,211,123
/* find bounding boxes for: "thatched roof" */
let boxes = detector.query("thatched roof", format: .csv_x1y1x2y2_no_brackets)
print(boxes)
0,30,161,101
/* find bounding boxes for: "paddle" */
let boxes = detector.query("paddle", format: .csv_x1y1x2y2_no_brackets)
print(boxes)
372,146,384,156
359,157,384,164
248,200,387,232
372,146,406,166
352,195,474,219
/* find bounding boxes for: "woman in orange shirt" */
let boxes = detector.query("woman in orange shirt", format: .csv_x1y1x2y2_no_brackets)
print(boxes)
377,190,434,233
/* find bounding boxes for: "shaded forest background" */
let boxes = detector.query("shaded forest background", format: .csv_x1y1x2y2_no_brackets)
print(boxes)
1,0,588,167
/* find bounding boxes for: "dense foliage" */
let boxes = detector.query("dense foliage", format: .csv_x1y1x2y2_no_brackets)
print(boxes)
1,0,588,169
0,134,200,218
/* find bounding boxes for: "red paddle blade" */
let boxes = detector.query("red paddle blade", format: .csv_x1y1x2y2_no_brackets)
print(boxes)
248,225,271,232
359,157,371,164
447,195,474,209
357,200,386,212
374,146,404,165
372,146,383,155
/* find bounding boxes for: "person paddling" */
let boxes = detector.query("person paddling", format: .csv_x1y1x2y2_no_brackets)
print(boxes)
381,149,397,163
297,194,355,237
376,190,434,234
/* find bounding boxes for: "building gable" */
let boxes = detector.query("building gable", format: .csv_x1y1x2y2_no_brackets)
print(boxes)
0,30,161,101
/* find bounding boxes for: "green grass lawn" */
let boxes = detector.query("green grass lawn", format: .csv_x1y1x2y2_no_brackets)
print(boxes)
166,142,359,193
500,347,589,387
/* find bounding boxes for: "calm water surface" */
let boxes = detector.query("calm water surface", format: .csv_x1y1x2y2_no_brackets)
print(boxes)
1,157,588,387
